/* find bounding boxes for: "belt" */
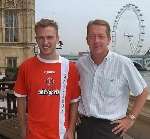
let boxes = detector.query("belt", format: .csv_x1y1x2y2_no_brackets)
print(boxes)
80,115,111,124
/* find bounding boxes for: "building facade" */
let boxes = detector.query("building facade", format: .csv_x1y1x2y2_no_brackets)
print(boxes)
0,0,35,73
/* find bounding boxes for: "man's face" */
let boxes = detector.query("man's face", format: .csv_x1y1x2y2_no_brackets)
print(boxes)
35,26,59,57
87,25,111,56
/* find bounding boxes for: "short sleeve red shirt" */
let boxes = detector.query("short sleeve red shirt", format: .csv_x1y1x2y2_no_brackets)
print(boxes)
14,56,80,139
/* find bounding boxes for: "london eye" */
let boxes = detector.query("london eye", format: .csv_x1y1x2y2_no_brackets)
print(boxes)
112,3,145,55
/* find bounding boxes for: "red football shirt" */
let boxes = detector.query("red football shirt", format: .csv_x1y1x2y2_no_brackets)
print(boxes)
14,56,80,139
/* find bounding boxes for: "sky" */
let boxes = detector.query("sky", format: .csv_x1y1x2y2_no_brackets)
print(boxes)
35,0,150,55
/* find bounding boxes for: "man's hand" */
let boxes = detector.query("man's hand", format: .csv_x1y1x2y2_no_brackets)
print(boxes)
76,113,82,126
112,116,135,137
64,129,74,139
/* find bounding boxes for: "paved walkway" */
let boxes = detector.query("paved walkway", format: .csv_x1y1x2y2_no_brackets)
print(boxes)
124,134,133,139
1,99,150,139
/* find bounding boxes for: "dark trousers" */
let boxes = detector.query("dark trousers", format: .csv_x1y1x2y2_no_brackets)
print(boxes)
77,116,123,139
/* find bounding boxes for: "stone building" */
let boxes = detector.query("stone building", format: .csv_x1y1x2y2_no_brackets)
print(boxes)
0,0,36,73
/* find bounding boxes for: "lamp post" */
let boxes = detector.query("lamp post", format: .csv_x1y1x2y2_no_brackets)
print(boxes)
56,41,63,49
33,45,39,56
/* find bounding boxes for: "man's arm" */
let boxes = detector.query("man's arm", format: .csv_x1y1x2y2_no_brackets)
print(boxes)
17,97,27,139
129,87,148,118
64,102,79,139
112,87,149,136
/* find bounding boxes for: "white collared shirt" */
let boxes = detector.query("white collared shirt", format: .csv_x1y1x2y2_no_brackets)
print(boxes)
77,51,147,121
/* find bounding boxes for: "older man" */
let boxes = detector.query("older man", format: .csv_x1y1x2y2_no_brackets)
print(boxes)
77,19,148,139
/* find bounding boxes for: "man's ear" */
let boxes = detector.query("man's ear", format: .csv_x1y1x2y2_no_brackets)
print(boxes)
57,35,59,43
108,36,111,45
35,36,38,42
86,36,88,41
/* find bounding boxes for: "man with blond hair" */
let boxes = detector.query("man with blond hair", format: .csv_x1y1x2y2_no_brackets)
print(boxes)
14,18,80,139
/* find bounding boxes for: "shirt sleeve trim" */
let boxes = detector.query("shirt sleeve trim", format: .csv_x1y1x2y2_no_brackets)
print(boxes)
132,84,148,96
14,91,27,97
70,96,81,103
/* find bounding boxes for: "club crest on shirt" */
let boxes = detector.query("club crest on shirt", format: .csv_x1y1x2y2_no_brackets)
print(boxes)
45,77,55,86
43,70,56,87
41,70,60,95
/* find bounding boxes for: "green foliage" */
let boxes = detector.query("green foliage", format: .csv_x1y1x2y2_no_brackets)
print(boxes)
5,67,18,81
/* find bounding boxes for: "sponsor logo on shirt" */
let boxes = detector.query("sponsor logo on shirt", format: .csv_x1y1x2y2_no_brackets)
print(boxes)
38,89,60,96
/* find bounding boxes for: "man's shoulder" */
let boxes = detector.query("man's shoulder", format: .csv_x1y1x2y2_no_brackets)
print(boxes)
68,61,78,71
111,52,131,63
20,56,36,67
